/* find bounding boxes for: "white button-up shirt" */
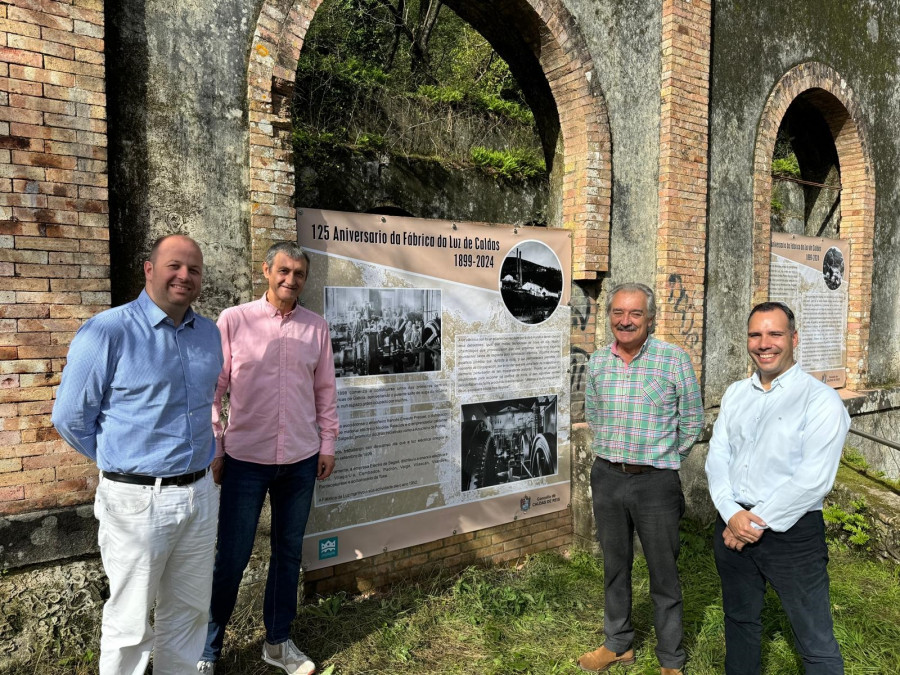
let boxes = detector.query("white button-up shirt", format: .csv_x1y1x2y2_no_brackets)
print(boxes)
705,363,849,532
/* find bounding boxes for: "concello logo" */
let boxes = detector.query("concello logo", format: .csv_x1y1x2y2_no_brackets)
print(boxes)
520,495,531,512
318,537,338,560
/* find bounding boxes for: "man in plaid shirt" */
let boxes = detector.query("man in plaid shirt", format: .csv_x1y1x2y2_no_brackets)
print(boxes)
577,283,704,675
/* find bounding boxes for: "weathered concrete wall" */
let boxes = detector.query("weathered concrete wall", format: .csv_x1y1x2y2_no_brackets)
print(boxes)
106,0,262,314
562,0,665,556
296,151,549,226
706,0,900,403
567,0,663,299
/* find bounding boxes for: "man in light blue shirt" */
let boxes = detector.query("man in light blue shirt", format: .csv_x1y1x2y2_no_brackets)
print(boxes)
705,301,849,675
52,234,223,675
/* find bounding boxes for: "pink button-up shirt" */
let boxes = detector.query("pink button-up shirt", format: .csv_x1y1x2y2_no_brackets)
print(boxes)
213,296,339,463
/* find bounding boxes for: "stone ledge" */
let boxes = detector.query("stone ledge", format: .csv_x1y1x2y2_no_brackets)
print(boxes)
0,503,98,571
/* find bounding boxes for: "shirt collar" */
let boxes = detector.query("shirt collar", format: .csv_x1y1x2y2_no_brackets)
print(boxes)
610,335,653,361
137,289,195,328
260,293,296,318
750,361,801,391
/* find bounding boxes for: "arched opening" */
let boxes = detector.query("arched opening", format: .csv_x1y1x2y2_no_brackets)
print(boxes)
291,0,551,227
753,64,875,390
247,0,611,294
771,97,842,238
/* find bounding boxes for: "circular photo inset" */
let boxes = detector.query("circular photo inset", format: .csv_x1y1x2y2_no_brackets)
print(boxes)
822,246,844,290
499,240,563,325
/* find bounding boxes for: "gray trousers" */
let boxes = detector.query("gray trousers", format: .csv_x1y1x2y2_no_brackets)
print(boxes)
590,456,686,669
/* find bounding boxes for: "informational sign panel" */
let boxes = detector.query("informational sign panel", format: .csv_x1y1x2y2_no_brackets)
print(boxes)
297,209,572,570
770,232,849,388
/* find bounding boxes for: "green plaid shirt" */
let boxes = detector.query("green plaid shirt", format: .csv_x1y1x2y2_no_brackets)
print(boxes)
585,336,703,469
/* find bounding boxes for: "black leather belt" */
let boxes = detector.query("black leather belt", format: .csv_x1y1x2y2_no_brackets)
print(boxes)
102,467,209,487
738,503,755,510
601,458,660,474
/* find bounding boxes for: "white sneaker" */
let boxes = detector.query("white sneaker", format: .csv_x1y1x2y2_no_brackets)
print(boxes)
197,661,215,674
262,639,316,675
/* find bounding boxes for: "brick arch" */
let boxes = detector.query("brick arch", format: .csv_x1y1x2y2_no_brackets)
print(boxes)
752,62,875,389
246,0,612,294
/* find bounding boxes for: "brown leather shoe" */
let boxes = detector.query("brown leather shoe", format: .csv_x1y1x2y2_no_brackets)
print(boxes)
577,645,636,672
660,669,684,675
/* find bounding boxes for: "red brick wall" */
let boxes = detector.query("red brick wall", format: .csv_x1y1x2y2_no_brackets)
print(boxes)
654,0,710,380
0,0,106,515
305,509,572,595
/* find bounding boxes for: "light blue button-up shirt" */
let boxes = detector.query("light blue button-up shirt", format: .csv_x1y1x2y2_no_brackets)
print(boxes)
52,290,223,476
705,363,849,532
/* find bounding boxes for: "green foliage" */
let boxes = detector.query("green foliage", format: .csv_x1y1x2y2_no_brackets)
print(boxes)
824,499,871,549
841,448,900,492
292,0,545,176
452,567,547,622
303,592,347,618
842,447,868,471
416,84,464,104
470,146,546,180
473,93,534,125
770,195,784,213
772,154,801,178
354,131,386,151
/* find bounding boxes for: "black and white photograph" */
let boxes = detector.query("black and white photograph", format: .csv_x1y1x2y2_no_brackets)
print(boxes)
823,246,844,290
325,287,442,377
499,241,564,325
460,396,558,492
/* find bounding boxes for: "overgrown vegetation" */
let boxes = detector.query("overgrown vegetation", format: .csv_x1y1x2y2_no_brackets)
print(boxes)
470,146,545,180
841,446,900,493
771,125,801,187
771,154,801,178
824,499,871,549
292,0,545,179
10,523,900,674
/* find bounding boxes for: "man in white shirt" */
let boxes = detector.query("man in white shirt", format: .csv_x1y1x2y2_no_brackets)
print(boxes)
705,302,849,675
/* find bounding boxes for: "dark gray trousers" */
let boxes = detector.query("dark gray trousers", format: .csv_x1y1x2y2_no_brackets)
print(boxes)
590,456,686,669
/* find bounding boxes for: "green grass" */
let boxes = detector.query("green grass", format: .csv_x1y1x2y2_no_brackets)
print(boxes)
6,523,899,674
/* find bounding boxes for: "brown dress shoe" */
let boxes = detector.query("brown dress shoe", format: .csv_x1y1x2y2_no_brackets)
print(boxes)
577,645,636,672
660,669,684,675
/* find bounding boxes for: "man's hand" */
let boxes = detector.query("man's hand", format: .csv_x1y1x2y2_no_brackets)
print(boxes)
318,455,335,480
727,509,767,544
723,525,745,551
211,457,225,484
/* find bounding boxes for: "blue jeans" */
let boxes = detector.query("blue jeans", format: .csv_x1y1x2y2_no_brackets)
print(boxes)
590,457,686,669
714,511,843,674
202,454,318,661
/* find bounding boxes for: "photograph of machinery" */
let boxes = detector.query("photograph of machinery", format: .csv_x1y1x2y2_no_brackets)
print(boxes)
500,241,563,325
460,396,558,492
325,287,442,377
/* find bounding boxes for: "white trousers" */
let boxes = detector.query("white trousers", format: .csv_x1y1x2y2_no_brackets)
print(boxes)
94,471,219,675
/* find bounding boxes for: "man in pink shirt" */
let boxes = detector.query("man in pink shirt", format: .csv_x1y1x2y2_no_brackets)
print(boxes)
198,242,338,675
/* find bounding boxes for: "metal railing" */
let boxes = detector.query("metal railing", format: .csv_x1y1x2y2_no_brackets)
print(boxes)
847,427,900,453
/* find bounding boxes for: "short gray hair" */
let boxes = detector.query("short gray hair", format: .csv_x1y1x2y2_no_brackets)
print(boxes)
605,282,657,320
265,241,310,268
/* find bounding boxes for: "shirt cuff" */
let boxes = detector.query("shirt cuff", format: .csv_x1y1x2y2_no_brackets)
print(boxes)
720,502,743,525
319,438,336,456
